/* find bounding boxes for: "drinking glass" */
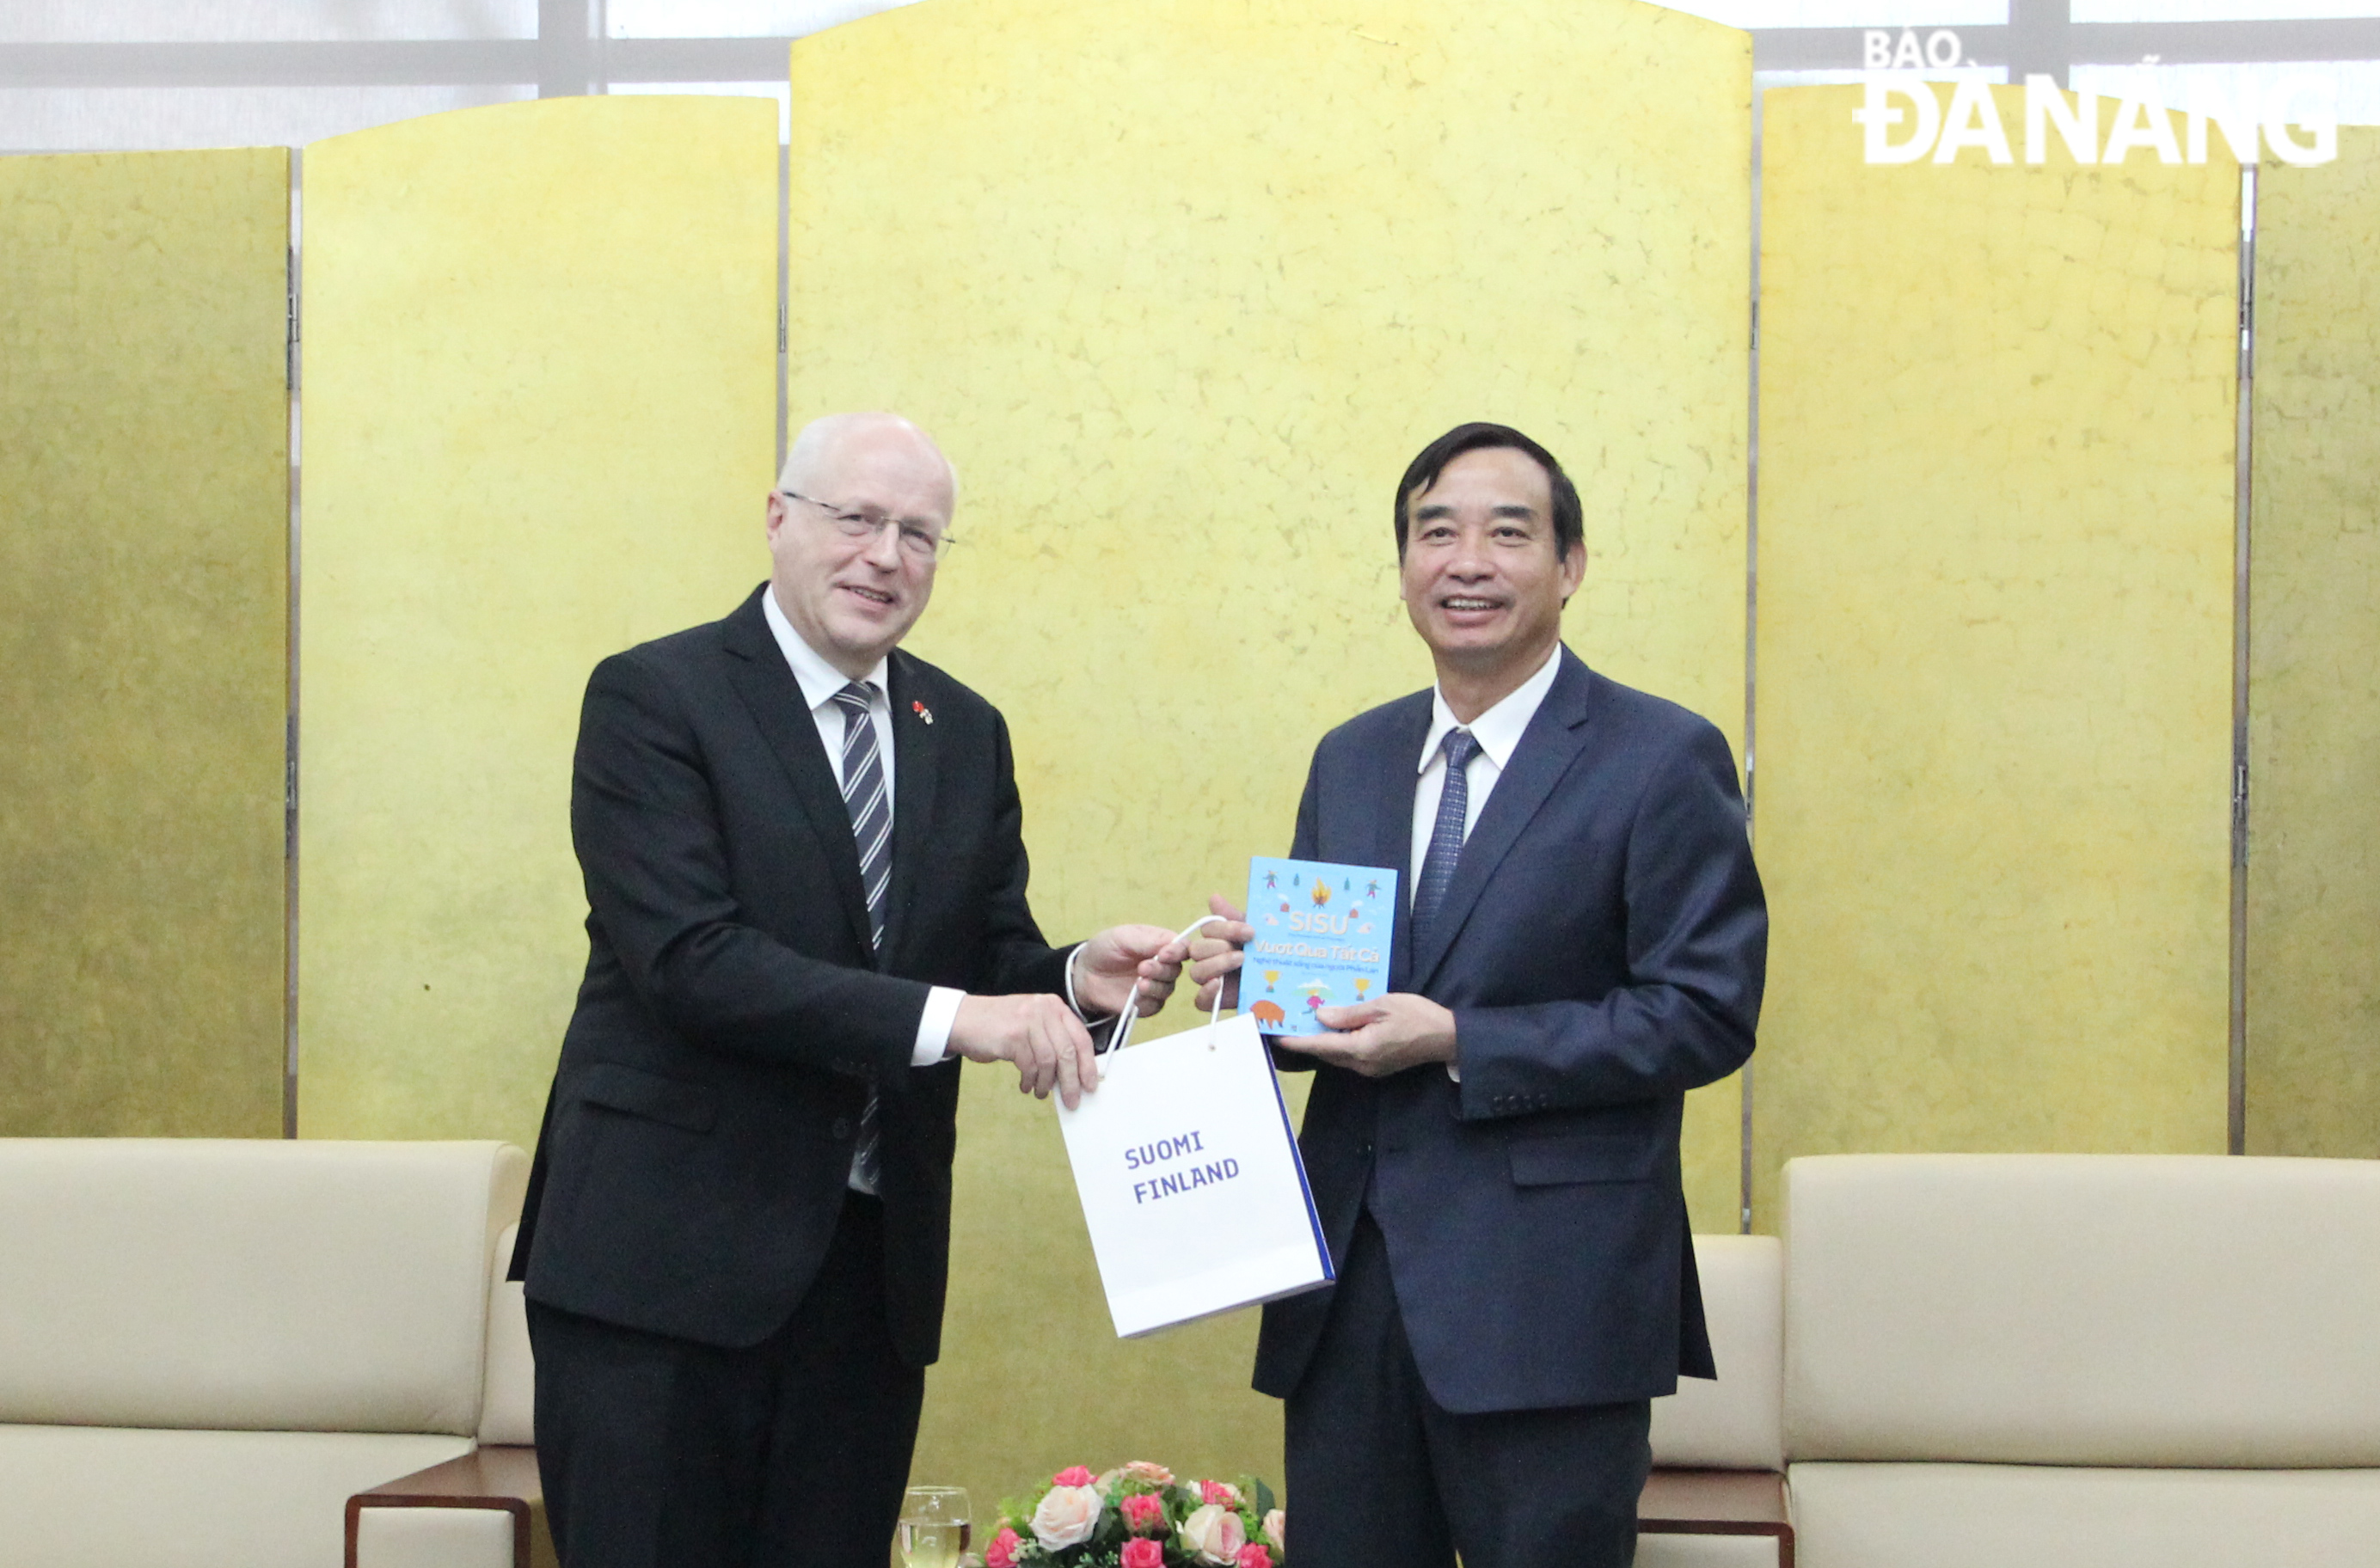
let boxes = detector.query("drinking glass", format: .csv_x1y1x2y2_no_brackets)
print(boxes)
898,1485,972,1568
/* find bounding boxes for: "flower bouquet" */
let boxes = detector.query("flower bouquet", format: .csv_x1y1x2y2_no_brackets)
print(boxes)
981,1461,1285,1568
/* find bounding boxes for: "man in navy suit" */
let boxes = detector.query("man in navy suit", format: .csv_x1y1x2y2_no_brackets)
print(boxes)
512,413,1186,1567
1193,422,1767,1568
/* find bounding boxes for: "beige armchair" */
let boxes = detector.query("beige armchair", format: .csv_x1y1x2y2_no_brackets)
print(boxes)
348,1223,550,1566
1782,1153,2380,1568
1639,1232,1795,1567
0,1137,525,1568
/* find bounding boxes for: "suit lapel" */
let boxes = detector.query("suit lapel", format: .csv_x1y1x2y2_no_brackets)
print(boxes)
717,589,875,959
1371,695,1432,992
880,652,941,971
1408,649,1598,993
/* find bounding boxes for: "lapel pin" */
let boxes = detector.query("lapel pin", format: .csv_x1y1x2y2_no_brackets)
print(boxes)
912,700,934,725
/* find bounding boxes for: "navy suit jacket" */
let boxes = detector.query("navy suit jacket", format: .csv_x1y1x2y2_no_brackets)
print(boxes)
510,585,1070,1363
1253,647,1766,1414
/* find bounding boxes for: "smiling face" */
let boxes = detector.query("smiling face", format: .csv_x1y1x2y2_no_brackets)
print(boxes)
764,415,954,679
1397,444,1585,711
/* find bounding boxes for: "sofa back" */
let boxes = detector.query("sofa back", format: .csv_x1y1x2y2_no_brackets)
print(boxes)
1652,1233,1784,1471
1783,1153,2380,1467
0,1139,526,1437
479,1222,536,1445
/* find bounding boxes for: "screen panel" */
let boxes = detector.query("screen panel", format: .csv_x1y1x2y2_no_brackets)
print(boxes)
788,0,1751,1510
2246,128,2380,1158
1756,85,2239,1221
298,95,778,1146
0,148,289,1136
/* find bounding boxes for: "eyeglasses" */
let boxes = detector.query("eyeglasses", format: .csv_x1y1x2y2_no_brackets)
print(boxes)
781,492,955,562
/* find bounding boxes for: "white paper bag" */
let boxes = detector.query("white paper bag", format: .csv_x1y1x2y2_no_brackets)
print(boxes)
1056,1012,1334,1338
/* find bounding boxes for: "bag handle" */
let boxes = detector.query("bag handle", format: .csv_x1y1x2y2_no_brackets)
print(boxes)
1100,913,1230,1055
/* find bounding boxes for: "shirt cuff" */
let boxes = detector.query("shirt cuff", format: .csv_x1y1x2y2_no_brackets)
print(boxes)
913,986,965,1067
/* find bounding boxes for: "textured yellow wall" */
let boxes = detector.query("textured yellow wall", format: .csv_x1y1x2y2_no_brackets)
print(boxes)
1754,86,2239,1223
0,150,289,1137
788,0,1751,1510
298,97,778,1147
2247,128,2380,1158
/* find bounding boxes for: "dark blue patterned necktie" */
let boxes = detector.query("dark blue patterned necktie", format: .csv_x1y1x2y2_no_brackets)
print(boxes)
1412,727,1478,943
832,681,888,1193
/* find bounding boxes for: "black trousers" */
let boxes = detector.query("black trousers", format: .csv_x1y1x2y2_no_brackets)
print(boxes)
528,1192,926,1568
1284,1210,1652,1568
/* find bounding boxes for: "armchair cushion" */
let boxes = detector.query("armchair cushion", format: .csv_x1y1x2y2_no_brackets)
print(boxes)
0,1424,469,1568
1787,1461,2380,1568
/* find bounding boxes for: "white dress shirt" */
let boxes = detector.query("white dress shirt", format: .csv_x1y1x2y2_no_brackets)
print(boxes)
1409,642,1565,899
1407,644,1563,1081
762,587,961,1067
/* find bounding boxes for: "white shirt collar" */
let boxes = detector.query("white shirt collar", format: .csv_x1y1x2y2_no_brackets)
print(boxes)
1417,643,1565,774
761,585,889,711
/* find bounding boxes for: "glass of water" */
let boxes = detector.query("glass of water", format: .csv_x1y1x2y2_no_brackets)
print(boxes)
898,1485,972,1568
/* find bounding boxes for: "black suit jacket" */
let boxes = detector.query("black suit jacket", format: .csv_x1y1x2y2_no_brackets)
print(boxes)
1254,648,1767,1413
511,585,1069,1363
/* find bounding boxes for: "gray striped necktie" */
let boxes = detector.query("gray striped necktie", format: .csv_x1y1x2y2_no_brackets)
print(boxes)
832,681,890,1194
1412,727,1478,943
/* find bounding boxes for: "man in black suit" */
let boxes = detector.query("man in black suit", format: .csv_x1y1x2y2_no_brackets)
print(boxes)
1193,423,1767,1568
512,412,1186,1567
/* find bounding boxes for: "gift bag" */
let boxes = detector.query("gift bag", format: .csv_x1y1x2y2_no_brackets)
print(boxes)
1057,1010,1334,1338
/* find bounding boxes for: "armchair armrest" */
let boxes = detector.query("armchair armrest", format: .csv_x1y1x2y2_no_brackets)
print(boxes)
1640,1467,1794,1568
346,1444,555,1568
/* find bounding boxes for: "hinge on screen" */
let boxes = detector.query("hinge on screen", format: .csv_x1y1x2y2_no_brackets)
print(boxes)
2232,760,2249,866
285,248,299,391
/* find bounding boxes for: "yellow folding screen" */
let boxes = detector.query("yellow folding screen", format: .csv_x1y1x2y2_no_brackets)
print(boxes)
298,96,778,1146
1754,85,2240,1218
788,0,1751,1504
2247,129,2380,1158
0,150,290,1136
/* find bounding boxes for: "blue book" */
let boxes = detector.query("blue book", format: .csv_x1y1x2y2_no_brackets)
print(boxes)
1242,856,1398,1041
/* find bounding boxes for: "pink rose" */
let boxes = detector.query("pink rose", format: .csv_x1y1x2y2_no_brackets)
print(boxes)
1031,1484,1103,1551
1199,1480,1242,1508
1120,1493,1168,1534
1237,1547,1273,1568
1262,1509,1285,1552
985,1527,1022,1568
1180,1503,1247,1565
1121,1461,1176,1485
1052,1465,1096,1488
1122,1540,1166,1568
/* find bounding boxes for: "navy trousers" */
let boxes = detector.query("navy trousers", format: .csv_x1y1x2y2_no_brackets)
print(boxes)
1284,1210,1652,1568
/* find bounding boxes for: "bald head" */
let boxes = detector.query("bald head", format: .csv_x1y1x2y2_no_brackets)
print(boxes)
778,412,957,513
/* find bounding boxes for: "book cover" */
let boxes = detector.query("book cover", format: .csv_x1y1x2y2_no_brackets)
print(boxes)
1242,856,1397,1041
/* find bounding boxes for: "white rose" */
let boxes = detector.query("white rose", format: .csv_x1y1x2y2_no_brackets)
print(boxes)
1263,1509,1285,1552
1031,1484,1103,1551
1179,1503,1246,1565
